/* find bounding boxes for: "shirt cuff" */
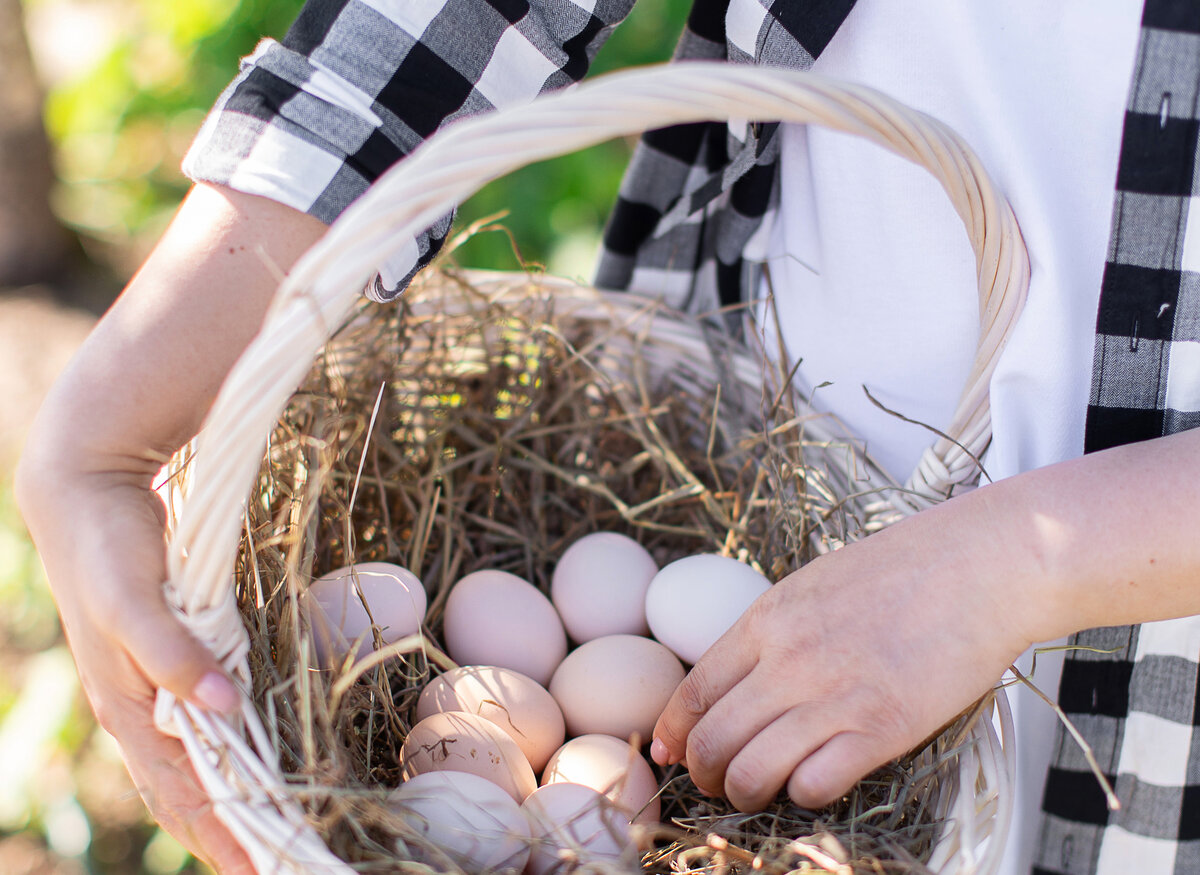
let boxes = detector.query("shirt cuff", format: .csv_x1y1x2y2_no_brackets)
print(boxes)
182,39,444,297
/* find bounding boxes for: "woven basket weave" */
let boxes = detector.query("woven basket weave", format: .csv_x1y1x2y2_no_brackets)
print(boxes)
155,63,1028,874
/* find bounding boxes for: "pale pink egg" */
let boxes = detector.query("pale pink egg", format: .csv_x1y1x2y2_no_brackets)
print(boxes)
521,782,635,875
417,665,566,772
303,562,426,666
389,770,530,873
549,635,684,744
442,570,567,686
541,734,660,823
551,532,657,642
401,711,537,803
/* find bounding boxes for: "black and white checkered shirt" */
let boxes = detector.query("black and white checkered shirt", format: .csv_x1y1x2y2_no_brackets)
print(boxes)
183,0,1200,870
1038,4,1200,874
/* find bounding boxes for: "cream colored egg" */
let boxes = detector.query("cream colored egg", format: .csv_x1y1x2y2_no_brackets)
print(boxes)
401,711,537,803
442,570,567,686
551,532,657,642
521,782,634,875
549,635,684,743
417,665,566,772
541,734,660,823
644,554,771,665
390,770,530,873
303,562,427,666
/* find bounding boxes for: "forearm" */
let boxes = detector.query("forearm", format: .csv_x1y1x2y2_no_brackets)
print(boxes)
16,183,326,496
915,427,1200,645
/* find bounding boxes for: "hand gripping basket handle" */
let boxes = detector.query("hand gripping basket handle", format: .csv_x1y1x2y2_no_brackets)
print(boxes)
160,62,1026,875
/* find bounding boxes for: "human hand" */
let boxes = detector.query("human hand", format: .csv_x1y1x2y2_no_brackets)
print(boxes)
649,496,1033,813
649,419,1200,814
16,464,254,873
15,183,327,873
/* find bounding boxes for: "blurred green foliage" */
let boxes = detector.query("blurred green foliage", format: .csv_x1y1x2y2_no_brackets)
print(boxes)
37,0,691,275
0,482,57,657
39,0,304,250
0,478,203,874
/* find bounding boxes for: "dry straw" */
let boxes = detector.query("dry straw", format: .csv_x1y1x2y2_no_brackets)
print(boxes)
225,264,1002,873
155,64,1029,874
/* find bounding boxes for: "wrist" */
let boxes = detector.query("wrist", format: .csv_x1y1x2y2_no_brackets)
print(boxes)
851,492,1040,663
959,474,1079,646
14,397,172,545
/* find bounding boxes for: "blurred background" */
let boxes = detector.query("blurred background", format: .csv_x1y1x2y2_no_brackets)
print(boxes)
0,0,689,870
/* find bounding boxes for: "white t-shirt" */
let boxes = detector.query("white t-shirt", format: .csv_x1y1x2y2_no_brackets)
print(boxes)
763,3,1142,873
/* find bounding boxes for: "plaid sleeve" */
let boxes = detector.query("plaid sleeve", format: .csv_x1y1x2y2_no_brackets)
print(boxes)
183,0,634,298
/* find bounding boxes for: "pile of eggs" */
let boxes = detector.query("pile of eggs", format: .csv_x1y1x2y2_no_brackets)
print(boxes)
303,534,772,874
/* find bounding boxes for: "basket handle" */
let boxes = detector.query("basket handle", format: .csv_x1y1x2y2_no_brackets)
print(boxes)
166,58,1029,696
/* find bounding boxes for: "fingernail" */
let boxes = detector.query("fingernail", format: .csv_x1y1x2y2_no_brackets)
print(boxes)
193,672,240,714
650,737,670,765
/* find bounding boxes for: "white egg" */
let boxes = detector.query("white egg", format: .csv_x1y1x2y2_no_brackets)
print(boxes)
551,532,657,642
522,782,634,875
644,554,771,665
303,562,426,666
389,770,530,873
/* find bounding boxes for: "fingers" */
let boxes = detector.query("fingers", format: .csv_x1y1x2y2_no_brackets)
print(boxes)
116,712,255,874
73,487,241,715
721,705,836,812
117,593,240,714
651,625,758,767
75,633,252,873
787,731,882,810
678,668,792,797
685,696,886,814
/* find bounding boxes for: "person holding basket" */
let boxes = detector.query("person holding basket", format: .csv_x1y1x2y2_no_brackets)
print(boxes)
16,2,1200,874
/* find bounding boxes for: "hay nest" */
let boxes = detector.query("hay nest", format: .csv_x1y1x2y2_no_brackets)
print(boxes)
229,265,991,874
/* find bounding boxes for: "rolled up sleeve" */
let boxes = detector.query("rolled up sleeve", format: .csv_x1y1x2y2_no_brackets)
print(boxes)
183,0,635,297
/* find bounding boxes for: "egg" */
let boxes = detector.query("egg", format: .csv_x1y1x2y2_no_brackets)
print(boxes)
417,665,566,772
303,562,427,666
644,554,771,665
541,734,660,823
521,783,635,875
442,570,567,686
401,711,538,803
548,635,684,743
551,532,657,642
389,770,531,873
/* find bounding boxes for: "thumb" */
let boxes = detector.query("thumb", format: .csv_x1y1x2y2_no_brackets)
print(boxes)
118,590,241,714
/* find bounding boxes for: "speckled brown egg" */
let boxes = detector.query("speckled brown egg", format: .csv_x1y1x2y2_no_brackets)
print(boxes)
416,665,565,772
401,711,537,803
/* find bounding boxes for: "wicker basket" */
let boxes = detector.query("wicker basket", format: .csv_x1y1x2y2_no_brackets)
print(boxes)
155,63,1027,874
